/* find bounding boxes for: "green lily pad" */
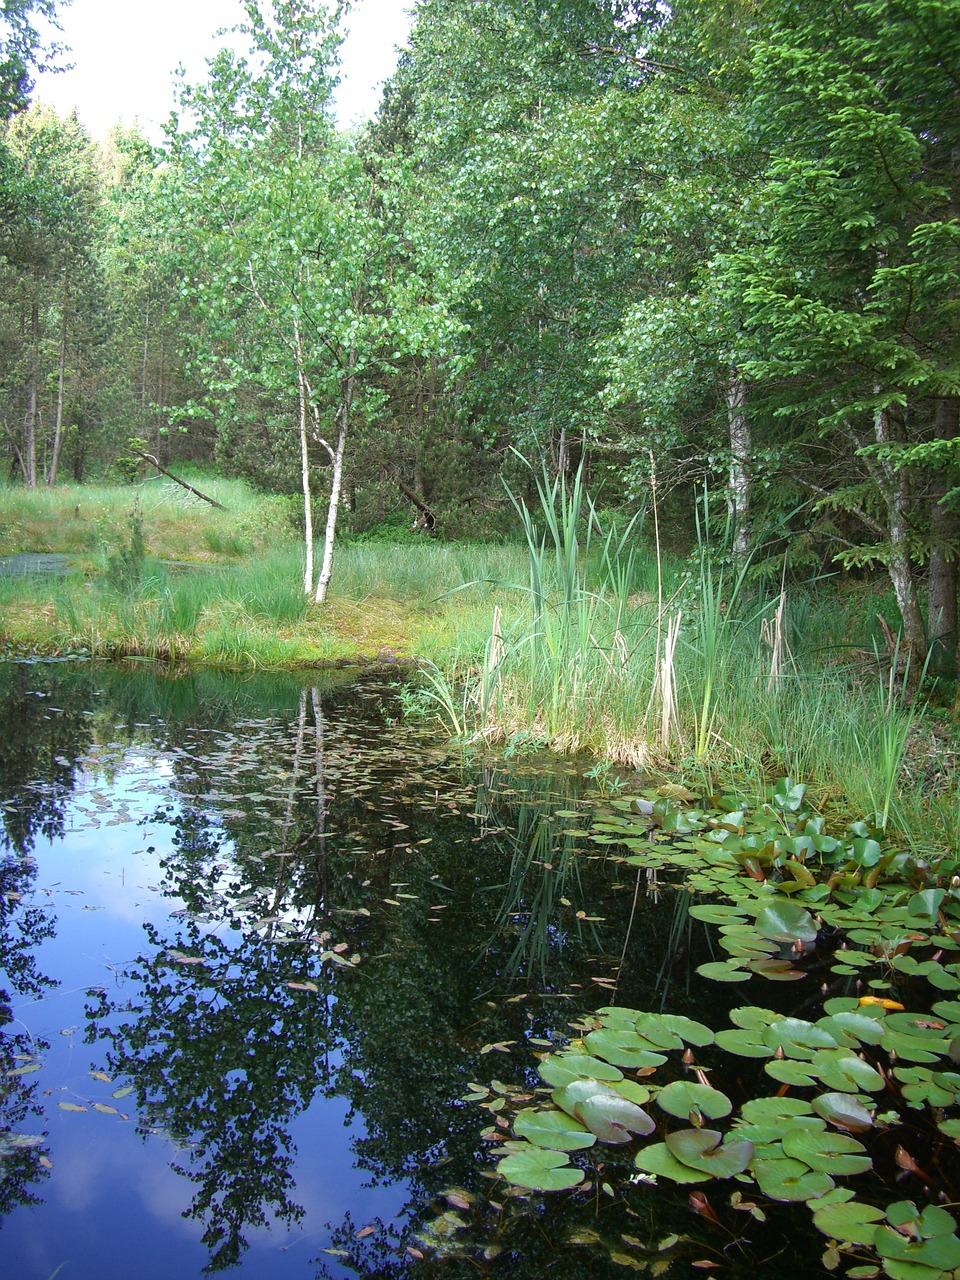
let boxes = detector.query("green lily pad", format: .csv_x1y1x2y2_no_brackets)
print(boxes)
583,1028,667,1069
781,1129,872,1175
755,899,819,944
812,1092,874,1131
729,1006,784,1031
633,1014,685,1051
634,1142,711,1184
875,1225,960,1271
657,1080,732,1121
696,960,750,982
689,903,750,924
763,1017,838,1059
714,1028,774,1058
764,1059,820,1087
664,1129,754,1177
657,1014,715,1047
812,1199,886,1245
538,1054,623,1088
752,1157,835,1202
552,1079,656,1144
810,1049,885,1093
817,1012,886,1047
497,1146,585,1191
513,1108,596,1151
740,1095,816,1124
611,1079,651,1106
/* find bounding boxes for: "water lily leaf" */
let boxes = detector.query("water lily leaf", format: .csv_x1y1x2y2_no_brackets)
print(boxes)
875,1225,960,1271
553,1080,656,1144
772,777,807,812
634,1143,711,1184
658,1015,715,1047
539,1054,624,1088
781,1129,872,1175
689,904,750,924
91,1103,119,1115
747,958,805,980
881,1030,948,1064
58,1102,87,1113
938,1117,960,1138
907,889,945,921
817,1012,886,1047
611,1079,652,1107
763,1018,838,1059
111,1086,134,1099
764,1059,819,1087
633,1015,685,1051
812,1200,886,1245
812,1093,874,1131
664,1129,754,1177
752,1157,835,1202
729,1007,784,1031
513,1108,596,1151
754,900,819,944
657,1081,732,1121
810,1050,885,1094
740,1096,816,1124
497,1146,584,1191
696,960,750,982
714,1028,774,1058
583,1028,666,1069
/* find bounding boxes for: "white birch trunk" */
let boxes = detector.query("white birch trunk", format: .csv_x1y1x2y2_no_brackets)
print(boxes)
313,359,355,605
724,373,751,563
294,319,314,596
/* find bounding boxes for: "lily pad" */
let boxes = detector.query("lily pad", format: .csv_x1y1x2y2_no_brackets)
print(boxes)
552,1079,656,1144
538,1054,623,1088
714,1028,774,1058
754,899,819,944
740,1095,816,1124
634,1143,711,1184
657,1080,732,1121
583,1028,667,1069
812,1092,874,1131
752,1157,835,1202
696,960,749,982
664,1128,754,1178
513,1108,596,1151
497,1146,585,1191
812,1199,886,1245
781,1129,872,1176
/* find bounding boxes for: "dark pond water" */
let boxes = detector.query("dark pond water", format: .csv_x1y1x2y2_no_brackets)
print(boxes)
0,661,835,1279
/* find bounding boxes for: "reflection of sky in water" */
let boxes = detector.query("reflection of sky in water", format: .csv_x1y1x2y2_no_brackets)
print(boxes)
2,754,406,1280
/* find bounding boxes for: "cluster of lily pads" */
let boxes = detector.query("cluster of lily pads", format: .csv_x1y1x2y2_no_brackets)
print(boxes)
476,780,960,1279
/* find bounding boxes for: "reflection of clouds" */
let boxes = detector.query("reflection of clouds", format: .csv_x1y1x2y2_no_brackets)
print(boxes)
50,1117,203,1241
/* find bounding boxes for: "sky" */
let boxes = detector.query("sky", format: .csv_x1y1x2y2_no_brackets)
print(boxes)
34,0,415,140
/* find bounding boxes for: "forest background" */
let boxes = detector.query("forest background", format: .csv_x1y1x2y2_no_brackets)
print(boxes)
1,0,958,688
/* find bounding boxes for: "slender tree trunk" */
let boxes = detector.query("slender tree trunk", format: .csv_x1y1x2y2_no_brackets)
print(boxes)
24,269,40,488
294,319,315,596
873,404,927,683
314,356,355,605
928,397,960,678
47,275,69,486
724,373,751,563
141,297,150,433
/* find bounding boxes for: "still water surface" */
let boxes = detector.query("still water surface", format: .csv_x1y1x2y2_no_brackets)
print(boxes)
0,661,826,1279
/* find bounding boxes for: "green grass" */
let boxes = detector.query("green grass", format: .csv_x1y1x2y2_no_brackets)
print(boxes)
1,472,956,856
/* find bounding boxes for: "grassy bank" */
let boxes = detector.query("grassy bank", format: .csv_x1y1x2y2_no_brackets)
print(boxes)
1,473,956,853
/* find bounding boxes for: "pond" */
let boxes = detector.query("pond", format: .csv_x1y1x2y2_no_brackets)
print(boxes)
0,661,943,1279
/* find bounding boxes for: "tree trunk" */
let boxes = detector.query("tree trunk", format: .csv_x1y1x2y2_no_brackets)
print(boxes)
874,404,927,684
724,373,751,563
314,357,355,605
47,275,69,487
294,320,315,596
24,270,40,488
928,396,960,678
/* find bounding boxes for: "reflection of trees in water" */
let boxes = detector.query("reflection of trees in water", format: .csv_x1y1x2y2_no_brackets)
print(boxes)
0,663,760,1276
77,676,675,1274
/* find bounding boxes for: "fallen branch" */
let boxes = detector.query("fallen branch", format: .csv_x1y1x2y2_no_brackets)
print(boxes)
132,451,226,510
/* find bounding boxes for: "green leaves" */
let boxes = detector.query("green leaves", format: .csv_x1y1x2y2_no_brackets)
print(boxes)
496,1146,584,1191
